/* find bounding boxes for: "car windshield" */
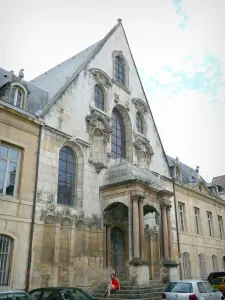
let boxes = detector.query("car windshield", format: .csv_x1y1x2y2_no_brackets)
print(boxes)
60,289,92,300
165,282,193,293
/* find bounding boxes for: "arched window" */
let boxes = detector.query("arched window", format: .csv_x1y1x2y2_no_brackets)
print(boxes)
111,108,126,159
9,86,24,108
94,85,104,111
57,146,76,206
136,111,144,134
198,253,207,279
115,56,125,86
212,255,219,271
182,252,191,279
0,235,13,286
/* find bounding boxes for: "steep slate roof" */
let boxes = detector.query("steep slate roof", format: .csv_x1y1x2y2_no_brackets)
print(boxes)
30,22,120,117
0,68,48,115
167,155,206,184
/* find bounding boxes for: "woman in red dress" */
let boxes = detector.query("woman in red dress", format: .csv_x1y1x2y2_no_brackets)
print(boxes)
104,273,120,297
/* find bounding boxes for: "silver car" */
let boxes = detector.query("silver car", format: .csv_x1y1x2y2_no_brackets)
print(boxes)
163,280,224,300
0,290,34,300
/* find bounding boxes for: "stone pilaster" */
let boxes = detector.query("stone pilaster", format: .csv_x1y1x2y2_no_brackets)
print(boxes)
138,196,145,259
132,195,140,258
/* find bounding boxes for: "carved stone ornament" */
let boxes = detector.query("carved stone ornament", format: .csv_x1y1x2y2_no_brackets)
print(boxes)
90,68,112,87
114,93,119,103
134,134,154,165
40,202,102,229
88,158,107,174
132,98,149,114
86,109,112,143
125,100,130,111
131,194,145,202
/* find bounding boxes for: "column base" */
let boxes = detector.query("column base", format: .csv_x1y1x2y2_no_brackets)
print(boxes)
129,257,150,285
161,260,178,283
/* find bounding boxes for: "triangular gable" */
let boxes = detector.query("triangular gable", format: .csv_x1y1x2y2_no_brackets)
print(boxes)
190,181,213,196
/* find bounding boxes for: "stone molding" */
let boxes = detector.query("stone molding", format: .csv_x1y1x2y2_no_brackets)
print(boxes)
90,68,112,87
88,158,107,174
132,98,149,114
133,133,154,165
40,201,102,229
86,109,112,143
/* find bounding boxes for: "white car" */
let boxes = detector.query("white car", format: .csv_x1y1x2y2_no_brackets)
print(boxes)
0,290,34,300
163,280,224,300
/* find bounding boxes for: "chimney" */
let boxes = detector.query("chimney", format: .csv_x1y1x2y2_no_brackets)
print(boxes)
195,166,200,180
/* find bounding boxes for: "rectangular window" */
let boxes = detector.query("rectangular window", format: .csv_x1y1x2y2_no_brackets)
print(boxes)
207,211,213,237
178,202,185,231
194,207,201,234
0,143,20,197
218,215,224,239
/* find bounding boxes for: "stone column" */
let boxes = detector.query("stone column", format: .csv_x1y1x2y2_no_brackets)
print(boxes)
139,196,145,259
161,205,169,261
167,206,174,261
132,195,140,258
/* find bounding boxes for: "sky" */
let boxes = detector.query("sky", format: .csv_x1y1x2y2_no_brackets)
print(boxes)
1,0,225,182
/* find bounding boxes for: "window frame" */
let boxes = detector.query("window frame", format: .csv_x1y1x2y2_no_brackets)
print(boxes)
111,108,126,159
218,215,224,239
136,111,145,134
212,255,219,272
114,56,125,86
0,143,21,198
57,146,77,207
94,84,105,111
178,202,185,232
0,234,13,286
207,211,213,237
198,254,207,279
9,85,25,108
194,207,201,234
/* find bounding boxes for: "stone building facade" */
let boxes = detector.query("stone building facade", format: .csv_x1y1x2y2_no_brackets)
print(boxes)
28,20,179,288
168,156,225,280
0,70,42,289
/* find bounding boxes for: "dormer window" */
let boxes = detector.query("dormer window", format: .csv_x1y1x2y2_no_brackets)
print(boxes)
115,56,125,86
9,86,24,108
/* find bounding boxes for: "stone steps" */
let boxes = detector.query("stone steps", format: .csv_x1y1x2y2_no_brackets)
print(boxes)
92,280,165,300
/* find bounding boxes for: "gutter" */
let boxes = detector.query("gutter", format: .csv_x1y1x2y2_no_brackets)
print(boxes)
25,125,42,291
172,179,182,280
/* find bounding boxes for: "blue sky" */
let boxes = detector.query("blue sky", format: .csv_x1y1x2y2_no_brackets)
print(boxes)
1,0,224,181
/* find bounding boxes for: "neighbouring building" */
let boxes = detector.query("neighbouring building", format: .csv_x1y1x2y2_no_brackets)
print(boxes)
168,156,225,280
211,175,225,201
0,69,45,289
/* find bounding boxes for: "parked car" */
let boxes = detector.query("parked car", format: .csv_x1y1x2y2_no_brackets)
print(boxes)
208,273,225,284
0,290,35,300
162,280,224,300
29,287,97,300
211,277,225,295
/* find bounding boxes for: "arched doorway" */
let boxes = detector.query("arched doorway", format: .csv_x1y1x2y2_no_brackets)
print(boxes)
111,227,125,278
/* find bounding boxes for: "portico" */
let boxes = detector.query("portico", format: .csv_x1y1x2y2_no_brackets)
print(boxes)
101,160,177,284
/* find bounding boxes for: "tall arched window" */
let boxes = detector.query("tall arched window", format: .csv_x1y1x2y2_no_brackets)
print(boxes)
57,146,76,206
182,252,191,279
0,235,13,286
94,85,104,111
115,56,125,86
212,255,219,271
9,86,24,108
136,111,144,134
111,108,126,159
198,253,207,279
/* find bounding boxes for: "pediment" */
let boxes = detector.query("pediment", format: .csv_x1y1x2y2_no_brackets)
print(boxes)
90,68,112,86
190,182,212,196
132,98,149,114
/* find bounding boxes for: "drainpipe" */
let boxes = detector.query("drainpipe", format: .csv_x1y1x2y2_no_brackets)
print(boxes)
25,126,42,292
172,179,182,280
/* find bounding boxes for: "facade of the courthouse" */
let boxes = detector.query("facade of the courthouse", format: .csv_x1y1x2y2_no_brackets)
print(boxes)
0,20,225,290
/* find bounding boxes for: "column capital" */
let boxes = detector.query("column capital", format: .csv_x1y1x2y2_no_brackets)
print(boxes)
131,194,145,202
